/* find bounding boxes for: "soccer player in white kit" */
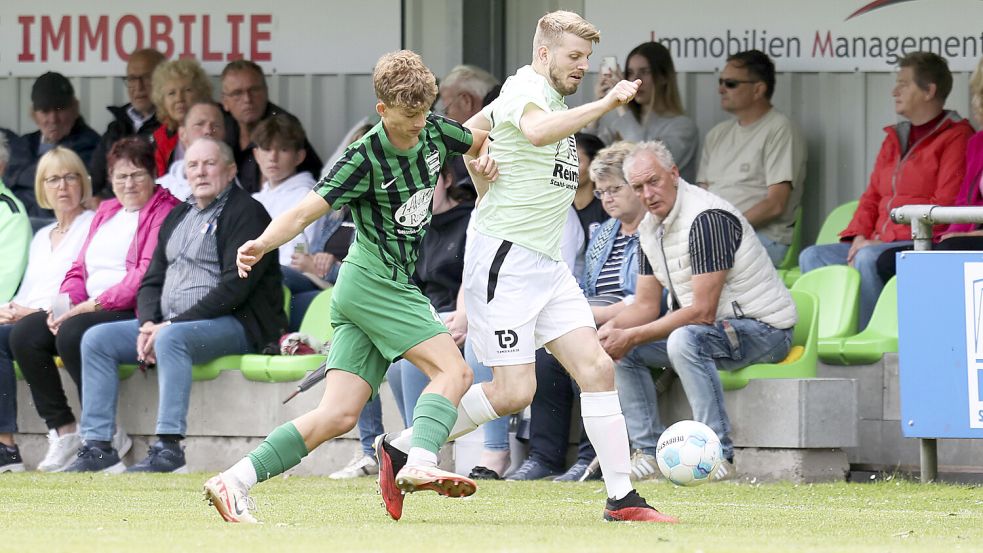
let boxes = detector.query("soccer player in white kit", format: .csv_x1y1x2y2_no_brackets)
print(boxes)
377,11,677,523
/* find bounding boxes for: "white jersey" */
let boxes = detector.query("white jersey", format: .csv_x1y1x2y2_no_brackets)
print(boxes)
476,65,578,261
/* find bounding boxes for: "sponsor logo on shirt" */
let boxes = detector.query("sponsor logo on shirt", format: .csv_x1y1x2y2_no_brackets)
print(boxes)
550,135,579,191
394,188,435,234
426,150,440,176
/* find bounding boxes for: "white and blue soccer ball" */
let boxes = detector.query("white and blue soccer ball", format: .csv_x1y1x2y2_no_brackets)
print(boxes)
656,420,723,486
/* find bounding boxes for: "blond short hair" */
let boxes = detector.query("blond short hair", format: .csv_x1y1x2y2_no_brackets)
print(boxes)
373,50,438,112
533,11,600,53
35,147,92,209
152,59,214,129
971,56,983,124
589,141,634,184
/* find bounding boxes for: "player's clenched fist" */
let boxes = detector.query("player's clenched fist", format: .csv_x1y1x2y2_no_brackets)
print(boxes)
605,79,641,107
469,154,499,182
237,240,266,278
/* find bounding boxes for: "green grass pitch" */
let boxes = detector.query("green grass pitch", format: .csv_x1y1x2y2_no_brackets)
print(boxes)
1,473,981,552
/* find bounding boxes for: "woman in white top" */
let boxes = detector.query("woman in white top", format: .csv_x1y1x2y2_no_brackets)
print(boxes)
594,42,699,182
0,147,95,471
9,138,179,472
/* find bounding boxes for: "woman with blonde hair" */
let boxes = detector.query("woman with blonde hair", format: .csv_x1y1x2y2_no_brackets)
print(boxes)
10,137,179,472
0,147,95,471
149,59,213,176
594,42,699,181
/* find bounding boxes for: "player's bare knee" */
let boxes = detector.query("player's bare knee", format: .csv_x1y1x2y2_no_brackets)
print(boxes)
576,351,616,392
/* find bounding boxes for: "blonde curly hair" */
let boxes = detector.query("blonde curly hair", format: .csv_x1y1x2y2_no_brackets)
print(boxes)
373,50,437,112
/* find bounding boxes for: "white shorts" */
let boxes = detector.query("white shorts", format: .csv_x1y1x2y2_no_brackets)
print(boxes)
463,230,595,366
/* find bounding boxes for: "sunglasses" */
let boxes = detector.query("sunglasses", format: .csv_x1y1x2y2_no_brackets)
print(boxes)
718,78,759,89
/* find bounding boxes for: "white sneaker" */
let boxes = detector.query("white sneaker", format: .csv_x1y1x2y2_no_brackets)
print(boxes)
712,459,735,481
328,453,379,480
38,430,82,472
629,450,660,481
112,425,132,458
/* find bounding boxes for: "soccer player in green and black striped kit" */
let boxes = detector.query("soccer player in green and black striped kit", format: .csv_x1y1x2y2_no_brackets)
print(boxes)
204,50,498,524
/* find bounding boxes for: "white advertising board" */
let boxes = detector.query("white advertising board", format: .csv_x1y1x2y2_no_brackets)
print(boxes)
585,0,983,72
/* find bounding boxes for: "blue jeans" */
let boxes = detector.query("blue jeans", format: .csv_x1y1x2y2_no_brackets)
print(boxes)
615,319,793,460
799,240,911,328
0,324,16,434
79,316,251,442
757,232,789,267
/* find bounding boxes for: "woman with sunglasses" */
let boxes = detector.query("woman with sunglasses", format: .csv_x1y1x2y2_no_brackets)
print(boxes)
594,42,698,182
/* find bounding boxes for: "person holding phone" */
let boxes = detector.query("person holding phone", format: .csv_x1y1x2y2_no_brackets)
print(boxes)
593,42,699,182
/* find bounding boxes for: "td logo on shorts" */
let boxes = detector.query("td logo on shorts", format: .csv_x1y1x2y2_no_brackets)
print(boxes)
495,329,519,351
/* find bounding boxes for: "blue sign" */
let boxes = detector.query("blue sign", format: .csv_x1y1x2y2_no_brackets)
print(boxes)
898,251,983,439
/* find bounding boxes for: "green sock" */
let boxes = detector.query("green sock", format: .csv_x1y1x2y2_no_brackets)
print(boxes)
248,422,309,483
409,393,459,454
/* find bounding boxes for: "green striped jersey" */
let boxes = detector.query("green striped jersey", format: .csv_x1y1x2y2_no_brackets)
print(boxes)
315,114,473,283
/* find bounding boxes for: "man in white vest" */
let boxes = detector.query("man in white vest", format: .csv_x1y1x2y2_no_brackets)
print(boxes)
598,140,797,479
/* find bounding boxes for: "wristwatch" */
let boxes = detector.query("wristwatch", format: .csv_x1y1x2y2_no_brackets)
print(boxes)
92,298,102,311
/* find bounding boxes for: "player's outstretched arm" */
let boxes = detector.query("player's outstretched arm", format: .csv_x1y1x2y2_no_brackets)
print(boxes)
519,79,641,147
237,191,331,278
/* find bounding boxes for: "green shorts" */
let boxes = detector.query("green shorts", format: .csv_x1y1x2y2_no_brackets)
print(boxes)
326,262,448,397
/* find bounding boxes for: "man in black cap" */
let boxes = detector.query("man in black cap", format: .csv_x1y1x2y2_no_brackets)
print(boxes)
4,72,100,218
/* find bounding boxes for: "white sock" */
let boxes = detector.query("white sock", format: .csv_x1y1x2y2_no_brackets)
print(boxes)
580,391,633,501
405,447,438,468
225,457,258,489
391,384,500,453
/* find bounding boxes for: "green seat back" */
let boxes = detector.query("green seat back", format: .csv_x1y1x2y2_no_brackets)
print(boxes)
776,206,803,271
791,265,860,340
717,289,819,391
298,287,334,342
782,200,859,288
838,276,898,365
815,200,859,245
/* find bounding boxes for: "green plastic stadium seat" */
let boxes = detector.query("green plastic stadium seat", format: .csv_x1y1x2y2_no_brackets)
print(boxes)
776,206,803,272
791,265,861,363
717,289,819,391
783,200,860,287
283,284,292,318
836,277,898,365
241,287,335,383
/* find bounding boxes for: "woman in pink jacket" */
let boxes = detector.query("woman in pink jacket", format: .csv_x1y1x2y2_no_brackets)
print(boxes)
10,137,179,472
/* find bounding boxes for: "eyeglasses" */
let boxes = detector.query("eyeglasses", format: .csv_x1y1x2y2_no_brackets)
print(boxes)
718,78,759,89
222,85,266,101
43,173,81,188
112,170,151,185
594,183,625,199
123,74,152,88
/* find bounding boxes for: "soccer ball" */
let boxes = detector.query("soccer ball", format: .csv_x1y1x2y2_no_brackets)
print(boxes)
656,420,723,486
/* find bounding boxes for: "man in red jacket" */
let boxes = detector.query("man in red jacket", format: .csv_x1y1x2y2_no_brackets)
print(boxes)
799,51,974,328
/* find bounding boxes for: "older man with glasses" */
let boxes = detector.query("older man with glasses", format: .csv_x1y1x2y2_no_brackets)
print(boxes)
697,49,807,267
89,49,167,202
219,60,322,194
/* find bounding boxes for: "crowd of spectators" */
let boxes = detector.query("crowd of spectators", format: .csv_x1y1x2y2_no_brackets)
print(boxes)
0,43,980,480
